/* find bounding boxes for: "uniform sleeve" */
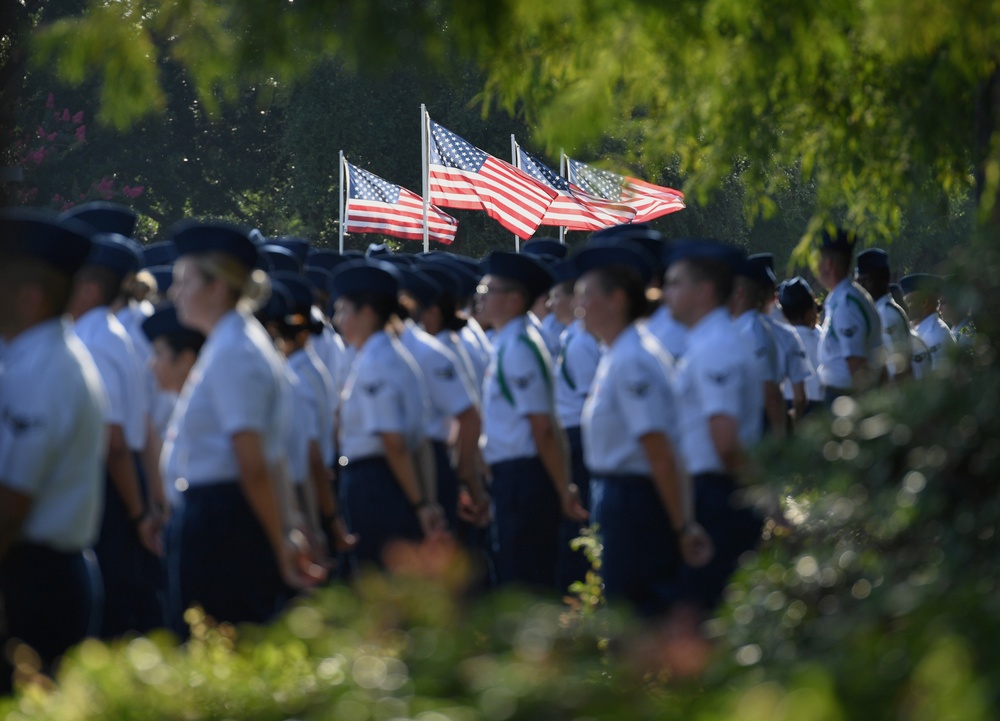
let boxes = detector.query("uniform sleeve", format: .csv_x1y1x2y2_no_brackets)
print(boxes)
88,347,125,427
0,385,54,495
502,335,553,416
354,361,406,436
612,355,672,440
564,331,602,400
692,352,743,421
425,350,474,418
783,327,814,384
882,305,912,369
207,347,275,435
832,295,874,359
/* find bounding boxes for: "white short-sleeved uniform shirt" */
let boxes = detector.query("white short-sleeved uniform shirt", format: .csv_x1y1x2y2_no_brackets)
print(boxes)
289,346,336,466
582,324,679,476
164,310,291,486
436,328,481,406
818,278,884,389
734,310,781,386
910,331,932,380
538,313,566,362
673,307,761,476
460,318,493,390
399,322,475,443
0,319,106,550
480,316,554,465
762,314,813,386
875,294,912,378
915,313,956,372
74,306,148,451
285,364,317,485
783,325,823,402
644,303,688,359
555,319,602,429
339,331,427,461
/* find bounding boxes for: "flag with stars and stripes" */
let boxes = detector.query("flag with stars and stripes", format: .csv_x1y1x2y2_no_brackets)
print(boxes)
427,118,557,239
345,160,457,245
514,145,637,231
566,158,685,223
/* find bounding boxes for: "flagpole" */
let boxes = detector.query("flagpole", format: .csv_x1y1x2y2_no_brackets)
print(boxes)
558,150,567,245
510,134,520,252
338,149,345,253
421,104,430,254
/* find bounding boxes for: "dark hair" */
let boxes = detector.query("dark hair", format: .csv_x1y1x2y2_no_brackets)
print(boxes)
75,266,122,307
821,247,852,276
429,293,468,332
344,292,400,327
160,330,206,356
0,253,74,316
682,257,734,306
591,265,650,322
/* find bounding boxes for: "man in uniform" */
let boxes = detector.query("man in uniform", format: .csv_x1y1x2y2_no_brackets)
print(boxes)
901,273,955,373
0,210,106,692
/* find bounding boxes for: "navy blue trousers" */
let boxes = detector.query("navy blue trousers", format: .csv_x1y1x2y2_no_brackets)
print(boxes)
555,426,592,595
590,474,681,617
172,482,286,630
339,457,422,575
490,456,560,591
0,543,99,694
675,472,762,611
431,440,460,532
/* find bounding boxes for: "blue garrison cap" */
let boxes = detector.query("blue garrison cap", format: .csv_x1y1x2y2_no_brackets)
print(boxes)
591,224,666,275
306,250,351,272
366,242,392,258
303,265,331,294
778,277,815,315
87,233,143,279
481,251,555,300
61,201,137,238
380,254,418,269
521,238,568,260
666,238,746,271
0,208,93,276
141,304,204,347
260,243,303,273
570,241,657,285
141,241,177,269
739,254,777,288
820,227,858,255
328,259,401,301
145,265,175,296
258,281,294,322
747,253,775,271
899,273,942,296
270,271,315,316
416,263,462,300
270,236,311,266
550,259,578,284
399,268,443,308
170,220,259,270
421,253,481,298
855,248,889,275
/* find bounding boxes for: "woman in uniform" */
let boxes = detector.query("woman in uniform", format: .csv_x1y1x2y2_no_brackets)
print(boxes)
328,260,445,574
574,242,712,616
165,220,322,627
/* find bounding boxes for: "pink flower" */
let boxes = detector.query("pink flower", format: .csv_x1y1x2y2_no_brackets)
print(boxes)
52,194,63,204
122,185,144,199
28,149,45,165
36,126,46,138
75,125,86,142
72,111,84,124
62,108,70,122
47,132,57,141
46,93,55,110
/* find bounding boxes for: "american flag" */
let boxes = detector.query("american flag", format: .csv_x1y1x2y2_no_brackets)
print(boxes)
515,145,637,231
345,160,457,245
566,158,685,223
427,119,557,239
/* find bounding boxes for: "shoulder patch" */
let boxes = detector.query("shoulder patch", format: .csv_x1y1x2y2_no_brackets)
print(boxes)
362,381,385,396
433,365,457,381
626,380,651,397
706,371,731,385
841,325,858,338
2,407,44,435
511,371,535,389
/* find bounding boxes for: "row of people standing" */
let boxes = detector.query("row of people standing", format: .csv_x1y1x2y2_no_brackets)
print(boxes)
1,205,975,692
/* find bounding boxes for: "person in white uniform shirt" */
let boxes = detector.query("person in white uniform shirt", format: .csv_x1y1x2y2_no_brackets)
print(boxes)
165,220,324,629
521,239,569,361
854,249,916,382
663,239,764,613
816,229,885,400
575,243,711,616
478,252,587,590
328,261,445,574
0,210,105,693
901,273,956,374
66,231,163,637
777,278,824,416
